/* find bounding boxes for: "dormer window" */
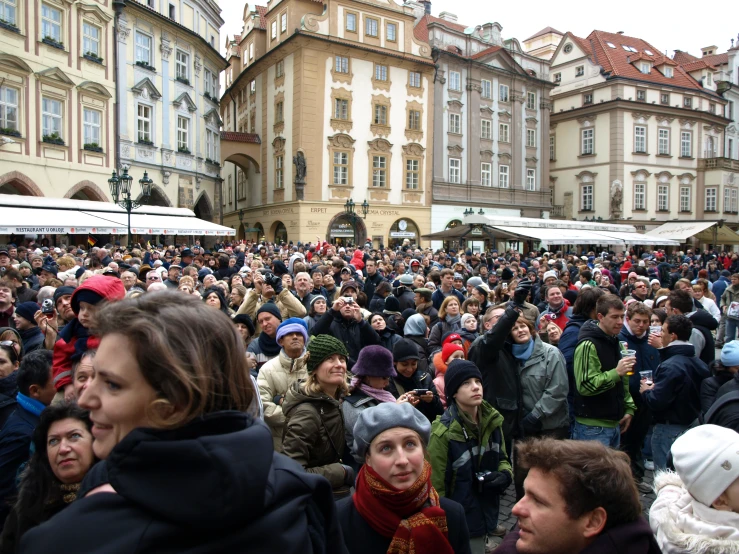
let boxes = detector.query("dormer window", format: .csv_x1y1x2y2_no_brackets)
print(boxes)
575,66,584,77
640,62,650,75
663,66,673,78
706,72,713,87
553,73,561,83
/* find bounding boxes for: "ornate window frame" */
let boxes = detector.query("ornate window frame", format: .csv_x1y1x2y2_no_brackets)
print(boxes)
402,143,424,191
367,138,393,194
371,94,391,138
273,91,284,135
405,100,423,142
327,133,355,192
331,54,352,85
372,63,391,92
330,87,352,133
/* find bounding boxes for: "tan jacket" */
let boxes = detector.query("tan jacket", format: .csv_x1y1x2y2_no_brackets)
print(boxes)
237,288,307,334
257,349,309,452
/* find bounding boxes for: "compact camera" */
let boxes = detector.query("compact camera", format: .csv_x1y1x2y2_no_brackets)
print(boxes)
41,298,54,315
262,272,282,289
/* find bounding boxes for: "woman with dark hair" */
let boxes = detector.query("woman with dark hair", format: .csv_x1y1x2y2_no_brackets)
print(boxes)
0,329,22,362
0,402,95,552
21,291,344,553
202,286,232,316
369,312,402,352
303,296,327,334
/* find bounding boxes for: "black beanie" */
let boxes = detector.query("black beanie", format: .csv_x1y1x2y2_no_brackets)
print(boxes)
444,359,483,406
272,260,288,276
232,313,255,336
501,267,514,281
256,302,282,322
393,338,421,363
401,308,417,322
384,296,400,312
53,286,76,306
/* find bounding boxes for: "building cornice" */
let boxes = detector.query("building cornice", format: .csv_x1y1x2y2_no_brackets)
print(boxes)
437,49,556,89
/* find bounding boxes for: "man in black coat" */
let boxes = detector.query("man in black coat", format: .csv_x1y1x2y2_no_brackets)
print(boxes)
361,258,385,307
666,289,717,365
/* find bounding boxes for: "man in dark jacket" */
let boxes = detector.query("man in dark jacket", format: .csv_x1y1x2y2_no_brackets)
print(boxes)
618,301,659,490
432,269,465,310
495,437,660,554
707,370,739,432
393,274,416,312
0,350,55,525
361,258,384,307
12,302,44,354
388,339,443,422
310,297,379,371
666,289,717,365
640,314,709,471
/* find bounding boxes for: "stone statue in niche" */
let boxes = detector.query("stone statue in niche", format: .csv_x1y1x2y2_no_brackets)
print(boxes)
293,149,307,200
610,180,623,219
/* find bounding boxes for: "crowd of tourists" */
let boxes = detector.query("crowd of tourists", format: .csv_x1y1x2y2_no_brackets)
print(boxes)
0,238,738,553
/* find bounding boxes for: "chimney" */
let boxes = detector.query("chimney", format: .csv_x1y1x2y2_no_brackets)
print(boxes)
701,45,718,56
617,31,624,35
404,1,426,21
439,11,458,23
422,0,431,14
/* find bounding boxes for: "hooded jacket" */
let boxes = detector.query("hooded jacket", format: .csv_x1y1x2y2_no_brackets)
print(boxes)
282,380,347,489
310,309,380,371
51,276,125,391
650,471,739,554
19,412,346,554
257,348,309,452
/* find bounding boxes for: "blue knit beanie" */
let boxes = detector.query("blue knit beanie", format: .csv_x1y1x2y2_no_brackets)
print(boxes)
276,317,308,344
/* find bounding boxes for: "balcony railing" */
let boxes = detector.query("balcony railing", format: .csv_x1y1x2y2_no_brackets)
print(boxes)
433,182,553,208
700,157,739,171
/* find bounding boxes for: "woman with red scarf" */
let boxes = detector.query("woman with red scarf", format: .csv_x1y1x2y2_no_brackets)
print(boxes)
337,402,471,554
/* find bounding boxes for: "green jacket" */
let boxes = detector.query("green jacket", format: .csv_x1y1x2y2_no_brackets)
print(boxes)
428,401,511,537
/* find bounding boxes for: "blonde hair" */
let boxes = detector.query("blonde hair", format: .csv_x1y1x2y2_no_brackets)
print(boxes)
303,372,349,400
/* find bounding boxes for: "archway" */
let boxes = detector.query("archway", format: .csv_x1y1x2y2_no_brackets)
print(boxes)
254,222,265,241
325,212,367,246
388,218,420,249
193,192,213,222
237,223,245,241
271,221,288,244
140,185,172,207
65,180,108,201
0,171,44,197
446,219,462,230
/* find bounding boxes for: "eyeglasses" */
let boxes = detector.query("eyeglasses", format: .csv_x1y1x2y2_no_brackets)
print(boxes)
0,341,18,363
146,275,161,282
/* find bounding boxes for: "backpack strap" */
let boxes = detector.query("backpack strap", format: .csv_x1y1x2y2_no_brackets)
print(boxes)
705,391,739,424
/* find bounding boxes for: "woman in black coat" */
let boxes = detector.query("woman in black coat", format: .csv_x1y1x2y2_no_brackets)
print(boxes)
20,291,345,554
337,403,471,554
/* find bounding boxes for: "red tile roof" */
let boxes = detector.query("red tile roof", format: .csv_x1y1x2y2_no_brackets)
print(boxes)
471,45,502,60
255,6,267,30
701,52,729,66
681,59,718,72
673,50,698,64
220,132,261,144
573,30,707,92
524,26,563,42
414,14,467,42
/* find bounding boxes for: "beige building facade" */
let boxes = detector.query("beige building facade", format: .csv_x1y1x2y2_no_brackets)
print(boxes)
0,0,116,202
220,0,434,247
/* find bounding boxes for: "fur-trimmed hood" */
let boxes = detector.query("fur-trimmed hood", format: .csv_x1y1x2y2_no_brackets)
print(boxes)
650,471,739,554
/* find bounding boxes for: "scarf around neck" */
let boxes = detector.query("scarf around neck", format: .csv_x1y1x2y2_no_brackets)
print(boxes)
512,339,535,362
257,331,281,358
16,391,45,417
353,461,454,554
0,370,18,396
445,314,461,328
350,376,397,404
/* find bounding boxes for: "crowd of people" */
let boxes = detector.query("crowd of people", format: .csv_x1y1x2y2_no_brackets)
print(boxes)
0,238,739,553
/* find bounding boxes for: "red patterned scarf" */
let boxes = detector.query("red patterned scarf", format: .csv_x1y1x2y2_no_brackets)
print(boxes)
352,460,455,554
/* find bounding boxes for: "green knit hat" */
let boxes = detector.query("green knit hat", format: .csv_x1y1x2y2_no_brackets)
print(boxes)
306,335,348,373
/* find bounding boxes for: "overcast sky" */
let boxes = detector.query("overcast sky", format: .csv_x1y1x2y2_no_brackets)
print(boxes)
217,0,738,61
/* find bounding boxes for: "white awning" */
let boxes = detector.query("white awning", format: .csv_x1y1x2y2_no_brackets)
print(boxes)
491,226,611,245
643,221,717,242
0,207,123,235
589,230,680,246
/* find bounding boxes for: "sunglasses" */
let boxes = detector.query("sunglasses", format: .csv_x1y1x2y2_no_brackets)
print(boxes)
147,275,161,281
0,341,19,362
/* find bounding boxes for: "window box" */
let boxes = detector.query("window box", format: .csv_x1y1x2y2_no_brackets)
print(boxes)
135,60,156,72
656,209,670,213
705,209,717,213
0,127,21,138
175,76,190,86
203,91,219,105
0,19,20,33
137,138,154,146
83,143,103,153
205,158,220,167
42,133,64,145
177,146,191,154
83,52,104,64
42,36,64,50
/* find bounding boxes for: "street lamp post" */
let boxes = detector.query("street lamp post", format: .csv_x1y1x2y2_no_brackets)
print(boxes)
344,198,370,246
108,168,153,247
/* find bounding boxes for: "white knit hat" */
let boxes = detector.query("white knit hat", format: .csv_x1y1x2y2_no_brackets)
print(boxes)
461,313,477,327
543,270,557,281
672,424,739,506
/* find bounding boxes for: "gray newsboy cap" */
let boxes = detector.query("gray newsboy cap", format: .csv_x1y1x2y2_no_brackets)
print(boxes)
353,402,431,460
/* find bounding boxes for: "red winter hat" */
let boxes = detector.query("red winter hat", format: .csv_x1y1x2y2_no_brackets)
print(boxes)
442,333,462,346
442,343,464,362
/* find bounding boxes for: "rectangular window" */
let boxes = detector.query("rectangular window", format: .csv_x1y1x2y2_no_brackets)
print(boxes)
276,60,284,78
177,116,189,150
684,96,692,108
206,129,215,159
706,72,713,87
634,126,646,153
136,31,151,65
406,159,419,189
658,129,670,155
681,132,692,157
271,20,277,40
249,80,256,94
581,128,594,155
481,79,492,99
41,97,62,137
526,129,536,147
408,110,421,130
634,184,646,210
733,188,738,213
706,188,717,211
333,152,348,185
553,73,561,83
449,113,461,134
481,163,491,186
374,104,387,125
730,138,735,160
481,119,492,140
680,187,691,212
449,71,461,91
499,123,509,142
386,22,397,42
409,71,421,88
275,101,283,123
168,3,175,19
448,158,461,184
664,67,673,78
137,104,151,142
709,103,716,114
204,69,214,95
581,185,593,211
583,93,593,105
366,17,378,37
576,66,584,77
334,98,348,120
275,155,284,189
346,13,356,32
0,0,17,25
249,43,254,59
374,64,388,81
499,84,509,102
636,89,646,102
372,155,387,187
41,4,62,42
658,185,669,211
83,107,100,145
0,86,18,131
82,22,100,56
526,91,536,110
526,169,536,191
175,50,189,80
661,93,670,105
549,136,555,161
499,165,509,188
281,13,287,33
335,55,349,74
725,187,732,213
640,62,650,74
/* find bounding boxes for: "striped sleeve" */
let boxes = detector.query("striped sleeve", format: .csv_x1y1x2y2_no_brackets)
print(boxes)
574,340,618,397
